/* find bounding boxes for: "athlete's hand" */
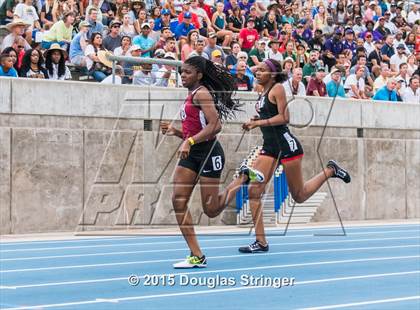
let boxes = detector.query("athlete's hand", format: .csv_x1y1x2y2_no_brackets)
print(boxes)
178,140,191,159
160,121,177,136
242,119,259,131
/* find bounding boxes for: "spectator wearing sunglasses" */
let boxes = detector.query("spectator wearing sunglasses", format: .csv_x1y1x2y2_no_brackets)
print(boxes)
103,20,122,51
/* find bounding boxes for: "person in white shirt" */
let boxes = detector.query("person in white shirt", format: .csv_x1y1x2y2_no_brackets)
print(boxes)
344,65,368,99
13,0,40,29
407,5,420,25
154,52,181,87
267,38,283,62
390,44,408,73
282,68,306,97
101,65,124,84
395,63,411,91
402,76,420,104
44,43,72,80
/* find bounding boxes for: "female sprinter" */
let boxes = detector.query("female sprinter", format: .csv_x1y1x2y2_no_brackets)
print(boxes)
239,59,351,253
160,56,264,268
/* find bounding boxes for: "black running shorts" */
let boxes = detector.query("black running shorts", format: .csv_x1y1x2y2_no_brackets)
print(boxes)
178,140,225,178
260,131,304,163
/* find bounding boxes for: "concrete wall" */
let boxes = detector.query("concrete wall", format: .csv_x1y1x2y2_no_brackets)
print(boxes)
0,78,419,234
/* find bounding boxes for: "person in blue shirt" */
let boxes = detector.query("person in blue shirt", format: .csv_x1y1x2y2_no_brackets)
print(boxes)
0,54,18,77
342,28,357,56
174,12,195,43
373,79,399,102
326,68,346,98
154,8,171,31
86,7,104,40
133,22,155,58
323,29,344,69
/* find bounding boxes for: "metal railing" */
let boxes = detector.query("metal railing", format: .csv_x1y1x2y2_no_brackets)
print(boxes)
106,55,183,86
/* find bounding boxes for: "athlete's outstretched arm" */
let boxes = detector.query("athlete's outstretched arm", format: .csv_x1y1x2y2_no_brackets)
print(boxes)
160,121,183,138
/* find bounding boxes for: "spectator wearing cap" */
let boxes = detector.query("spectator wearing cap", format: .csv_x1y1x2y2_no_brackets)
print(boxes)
155,52,181,87
188,37,209,59
323,29,344,68
179,1,200,30
383,10,398,34
225,41,241,70
375,16,391,40
211,2,233,47
103,20,122,52
303,50,322,85
381,34,395,65
239,17,259,53
344,65,369,99
69,21,92,67
162,0,177,18
174,11,196,44
114,36,132,57
44,43,71,80
0,19,31,53
373,78,399,101
367,39,383,70
326,67,346,98
123,44,142,81
373,63,392,92
390,44,408,73
393,31,410,54
402,75,420,103
211,49,224,65
267,38,283,63
204,32,225,61
133,22,155,58
343,29,357,56
281,6,295,25
364,32,376,56
41,11,75,49
247,6,264,33
283,67,306,97
293,23,307,46
248,40,266,70
283,57,295,79
86,8,104,40
306,66,327,97
353,16,367,35
154,8,171,31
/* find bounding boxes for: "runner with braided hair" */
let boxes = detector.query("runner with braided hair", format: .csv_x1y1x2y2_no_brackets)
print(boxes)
160,56,264,268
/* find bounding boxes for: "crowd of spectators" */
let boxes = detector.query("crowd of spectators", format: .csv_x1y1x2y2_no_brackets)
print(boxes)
0,0,419,103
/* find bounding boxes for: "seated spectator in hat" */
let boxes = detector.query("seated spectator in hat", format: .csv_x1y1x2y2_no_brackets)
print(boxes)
283,57,295,80
393,31,410,54
225,41,241,70
306,66,327,97
343,28,357,56
211,2,233,47
204,32,225,61
390,44,408,73
133,22,155,58
103,20,122,52
303,50,322,85
344,65,369,99
13,0,41,38
282,6,295,25
41,11,75,50
19,48,48,79
232,59,252,91
85,32,110,82
239,17,259,54
114,36,132,56
129,0,146,25
373,63,392,92
283,67,306,97
174,12,196,45
155,27,175,50
375,16,391,40
0,53,18,77
211,49,224,65
402,75,420,103
181,29,199,61
178,1,200,30
293,23,307,46
248,40,266,70
69,21,91,67
326,68,346,98
188,37,209,59
132,62,156,86
359,20,382,42
0,19,31,53
154,8,171,31
44,43,71,80
262,9,278,39
267,38,283,63
101,65,125,84
155,52,181,87
363,32,376,56
86,8,104,40
373,78,399,101
120,13,136,38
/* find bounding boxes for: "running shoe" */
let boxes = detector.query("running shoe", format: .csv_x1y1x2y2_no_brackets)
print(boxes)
327,160,351,183
239,164,265,184
238,240,269,253
173,255,207,269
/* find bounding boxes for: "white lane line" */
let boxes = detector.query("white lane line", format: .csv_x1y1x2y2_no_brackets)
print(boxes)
2,236,419,262
299,296,420,310
1,245,419,273
1,229,418,253
3,270,420,310
2,255,419,290
1,224,418,247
